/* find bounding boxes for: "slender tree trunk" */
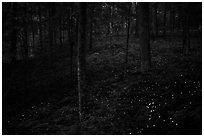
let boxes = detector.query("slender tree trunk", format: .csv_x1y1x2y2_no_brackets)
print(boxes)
150,3,156,41
163,3,167,37
155,3,158,36
30,6,35,56
10,3,18,64
177,6,182,33
23,3,29,60
48,7,53,53
59,16,63,46
77,3,87,121
138,3,151,72
125,3,132,65
68,5,74,85
89,6,94,49
182,4,190,54
172,6,175,33
48,4,55,54
170,5,175,33
39,6,43,54
109,5,113,45
135,2,139,37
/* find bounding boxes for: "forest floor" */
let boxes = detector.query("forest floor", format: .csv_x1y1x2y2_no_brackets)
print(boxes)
3,34,202,135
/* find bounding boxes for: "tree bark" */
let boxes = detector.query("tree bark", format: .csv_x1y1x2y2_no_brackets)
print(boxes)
48,4,55,54
135,2,139,37
138,3,151,72
150,3,157,41
59,14,63,46
23,3,29,60
125,3,132,64
39,5,43,54
182,4,190,54
10,2,18,64
109,4,113,45
30,5,35,56
68,5,74,85
89,5,94,49
77,2,87,121
155,3,158,36
170,5,175,33
163,3,167,37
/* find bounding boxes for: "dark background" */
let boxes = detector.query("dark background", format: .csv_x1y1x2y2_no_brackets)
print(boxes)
2,2,202,135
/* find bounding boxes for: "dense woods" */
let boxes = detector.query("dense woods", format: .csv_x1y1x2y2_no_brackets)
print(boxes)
2,2,202,135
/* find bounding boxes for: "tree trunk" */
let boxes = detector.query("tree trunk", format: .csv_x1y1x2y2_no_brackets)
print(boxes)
177,5,182,33
170,5,175,33
125,3,132,65
10,2,18,64
23,3,29,60
39,6,43,54
138,3,151,72
109,5,113,45
30,5,35,56
77,2,87,121
68,5,74,85
135,2,139,37
182,4,190,54
155,3,158,36
48,4,54,54
150,3,156,41
163,3,167,37
89,6,94,49
59,16,63,46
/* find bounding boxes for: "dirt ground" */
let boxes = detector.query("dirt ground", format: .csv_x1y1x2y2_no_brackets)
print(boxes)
3,35,202,134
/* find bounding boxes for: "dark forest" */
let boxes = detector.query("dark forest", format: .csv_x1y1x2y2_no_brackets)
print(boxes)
2,2,202,135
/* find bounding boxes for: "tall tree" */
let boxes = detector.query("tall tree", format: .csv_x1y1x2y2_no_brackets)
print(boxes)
23,3,29,60
68,4,74,85
89,4,94,49
170,5,175,33
38,5,43,54
163,3,167,37
125,3,132,65
150,3,157,40
59,4,63,47
109,4,113,45
182,4,190,54
48,3,55,54
155,3,158,36
30,4,35,55
10,2,18,63
135,2,139,37
77,2,87,121
138,3,151,72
